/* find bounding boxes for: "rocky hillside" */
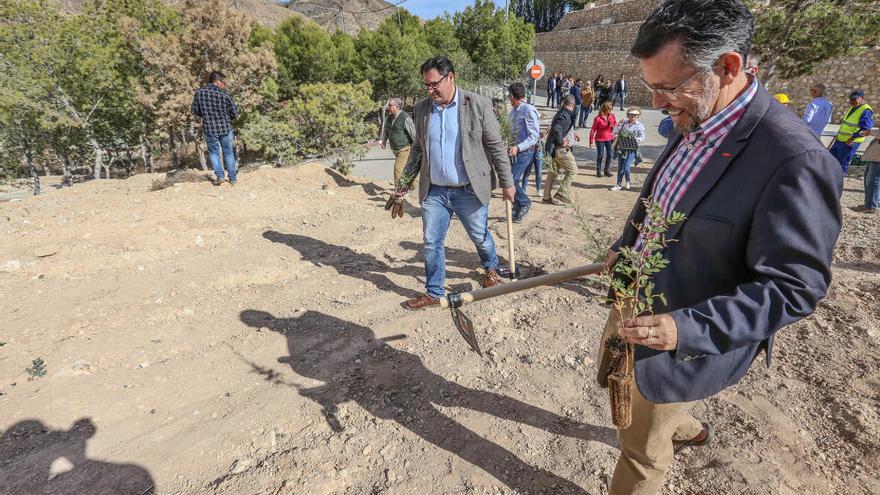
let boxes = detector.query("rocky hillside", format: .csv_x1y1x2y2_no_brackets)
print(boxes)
53,0,395,31
285,0,397,35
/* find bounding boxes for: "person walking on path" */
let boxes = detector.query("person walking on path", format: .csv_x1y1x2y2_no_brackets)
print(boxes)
571,79,583,128
830,90,874,174
593,75,606,110
507,82,541,223
555,74,564,108
579,81,595,128
598,1,842,493
855,128,880,214
609,107,645,191
541,95,579,205
393,56,515,310
191,71,238,186
560,76,572,105
612,74,628,111
590,102,617,177
546,73,558,107
802,83,833,136
381,97,416,184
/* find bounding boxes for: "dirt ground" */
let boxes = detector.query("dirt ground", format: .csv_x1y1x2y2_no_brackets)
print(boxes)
1,157,878,495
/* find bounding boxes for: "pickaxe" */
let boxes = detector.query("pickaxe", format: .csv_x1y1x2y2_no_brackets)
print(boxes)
440,262,606,356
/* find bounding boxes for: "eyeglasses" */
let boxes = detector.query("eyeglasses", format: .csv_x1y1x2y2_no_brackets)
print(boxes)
422,73,450,91
639,69,709,102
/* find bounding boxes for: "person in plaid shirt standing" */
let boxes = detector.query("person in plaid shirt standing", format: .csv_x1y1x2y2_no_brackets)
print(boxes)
192,71,238,185
596,1,842,493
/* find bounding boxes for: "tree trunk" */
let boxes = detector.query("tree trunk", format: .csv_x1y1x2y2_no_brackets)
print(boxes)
141,135,153,173
25,148,39,196
169,127,179,169
90,138,103,179
62,153,72,187
196,133,207,171
126,148,135,177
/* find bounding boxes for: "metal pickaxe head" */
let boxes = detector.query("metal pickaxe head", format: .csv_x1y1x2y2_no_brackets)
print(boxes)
447,294,482,356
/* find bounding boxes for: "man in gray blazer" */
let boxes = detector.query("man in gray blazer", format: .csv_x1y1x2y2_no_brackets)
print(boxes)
597,1,842,493
393,56,515,310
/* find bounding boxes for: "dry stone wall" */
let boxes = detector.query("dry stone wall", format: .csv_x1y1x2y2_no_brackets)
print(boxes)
768,48,880,124
537,1,878,123
535,0,662,107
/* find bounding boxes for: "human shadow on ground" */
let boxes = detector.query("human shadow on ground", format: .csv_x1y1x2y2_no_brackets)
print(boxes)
240,310,616,494
325,167,386,197
0,418,155,495
264,230,443,299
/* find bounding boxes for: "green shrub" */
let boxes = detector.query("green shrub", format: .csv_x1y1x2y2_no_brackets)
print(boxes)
241,81,378,173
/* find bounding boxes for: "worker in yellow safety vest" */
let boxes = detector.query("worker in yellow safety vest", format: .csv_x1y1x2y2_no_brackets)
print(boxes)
829,90,874,173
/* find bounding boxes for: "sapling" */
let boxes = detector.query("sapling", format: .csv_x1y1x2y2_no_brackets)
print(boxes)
599,198,685,428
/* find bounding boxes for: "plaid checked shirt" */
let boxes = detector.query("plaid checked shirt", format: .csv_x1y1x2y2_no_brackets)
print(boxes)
191,84,238,137
635,77,759,248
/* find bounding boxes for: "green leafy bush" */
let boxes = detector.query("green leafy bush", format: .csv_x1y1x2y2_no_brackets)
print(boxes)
241,81,378,172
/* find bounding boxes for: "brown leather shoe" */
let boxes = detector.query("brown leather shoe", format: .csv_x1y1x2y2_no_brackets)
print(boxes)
405,294,440,310
482,269,502,288
673,422,714,454
541,198,562,205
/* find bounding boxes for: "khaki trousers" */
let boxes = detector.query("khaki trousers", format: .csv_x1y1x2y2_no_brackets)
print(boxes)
543,147,578,202
597,310,703,495
392,146,411,184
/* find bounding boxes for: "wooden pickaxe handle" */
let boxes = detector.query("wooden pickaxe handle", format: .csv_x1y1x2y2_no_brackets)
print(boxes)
440,262,606,308
505,199,516,279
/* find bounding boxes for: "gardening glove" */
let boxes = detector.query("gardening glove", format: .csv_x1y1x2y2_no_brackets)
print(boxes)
385,193,406,219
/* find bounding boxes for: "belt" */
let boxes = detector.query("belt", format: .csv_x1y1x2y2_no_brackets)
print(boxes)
438,184,470,189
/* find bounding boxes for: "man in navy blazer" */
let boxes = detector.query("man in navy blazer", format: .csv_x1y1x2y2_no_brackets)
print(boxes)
597,1,843,493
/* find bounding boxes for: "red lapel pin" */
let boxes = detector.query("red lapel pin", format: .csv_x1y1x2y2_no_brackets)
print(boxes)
721,152,733,157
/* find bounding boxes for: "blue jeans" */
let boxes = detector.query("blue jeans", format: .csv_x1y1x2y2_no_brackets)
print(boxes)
617,150,636,185
612,93,626,110
206,131,237,182
522,150,543,193
596,141,613,174
578,106,592,128
511,150,535,212
829,140,860,174
866,161,880,209
422,185,499,298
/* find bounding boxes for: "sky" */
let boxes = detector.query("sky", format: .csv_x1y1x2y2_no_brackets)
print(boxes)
401,0,476,19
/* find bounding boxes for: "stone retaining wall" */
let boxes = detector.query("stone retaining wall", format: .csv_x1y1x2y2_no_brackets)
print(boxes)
767,48,880,124
536,2,878,122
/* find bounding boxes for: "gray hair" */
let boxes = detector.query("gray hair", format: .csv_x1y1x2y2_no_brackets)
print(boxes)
387,97,403,109
631,0,754,71
563,95,576,107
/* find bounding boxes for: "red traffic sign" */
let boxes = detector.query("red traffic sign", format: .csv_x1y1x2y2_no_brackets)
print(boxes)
529,65,544,80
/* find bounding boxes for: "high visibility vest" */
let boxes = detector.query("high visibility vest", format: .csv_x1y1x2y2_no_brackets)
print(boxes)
836,104,873,143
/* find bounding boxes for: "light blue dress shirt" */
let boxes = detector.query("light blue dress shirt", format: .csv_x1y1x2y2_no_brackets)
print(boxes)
428,89,469,186
508,101,540,152
803,97,833,136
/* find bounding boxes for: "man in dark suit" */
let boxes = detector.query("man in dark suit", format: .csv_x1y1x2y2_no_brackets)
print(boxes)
612,74,628,111
546,73,558,107
597,1,842,493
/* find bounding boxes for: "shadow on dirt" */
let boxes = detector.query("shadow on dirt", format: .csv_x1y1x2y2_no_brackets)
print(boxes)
240,309,616,494
0,418,155,495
